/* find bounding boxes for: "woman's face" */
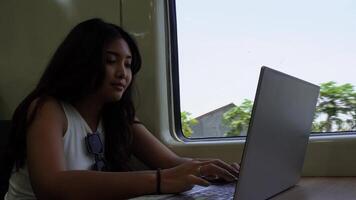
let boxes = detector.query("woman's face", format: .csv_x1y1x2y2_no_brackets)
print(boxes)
98,38,133,103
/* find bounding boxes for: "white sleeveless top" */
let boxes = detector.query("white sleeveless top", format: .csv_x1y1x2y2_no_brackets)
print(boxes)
5,102,105,200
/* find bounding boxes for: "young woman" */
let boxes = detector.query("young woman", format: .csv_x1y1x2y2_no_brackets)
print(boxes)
4,18,239,200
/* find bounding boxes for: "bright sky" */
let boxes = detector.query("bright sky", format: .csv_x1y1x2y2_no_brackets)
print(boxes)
176,0,356,118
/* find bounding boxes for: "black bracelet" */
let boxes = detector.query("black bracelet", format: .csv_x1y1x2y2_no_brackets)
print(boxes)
156,168,161,194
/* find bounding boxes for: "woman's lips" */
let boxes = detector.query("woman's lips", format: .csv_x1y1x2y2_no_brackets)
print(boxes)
111,83,125,91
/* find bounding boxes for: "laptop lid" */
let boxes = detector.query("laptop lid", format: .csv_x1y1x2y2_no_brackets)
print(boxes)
235,66,320,200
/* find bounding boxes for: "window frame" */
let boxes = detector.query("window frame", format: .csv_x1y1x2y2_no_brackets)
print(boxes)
168,0,245,142
168,0,356,141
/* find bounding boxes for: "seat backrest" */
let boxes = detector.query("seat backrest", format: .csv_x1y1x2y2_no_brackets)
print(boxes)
0,120,12,198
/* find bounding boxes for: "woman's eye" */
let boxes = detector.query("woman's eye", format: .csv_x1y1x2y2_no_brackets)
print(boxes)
106,59,116,64
106,56,117,64
125,62,132,68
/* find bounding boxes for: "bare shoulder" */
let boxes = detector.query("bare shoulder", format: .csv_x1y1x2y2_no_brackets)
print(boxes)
27,96,67,135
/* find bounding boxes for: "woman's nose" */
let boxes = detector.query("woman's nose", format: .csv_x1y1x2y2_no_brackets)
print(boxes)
115,63,127,78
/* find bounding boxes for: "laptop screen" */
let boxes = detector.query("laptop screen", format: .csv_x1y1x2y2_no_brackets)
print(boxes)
236,66,320,199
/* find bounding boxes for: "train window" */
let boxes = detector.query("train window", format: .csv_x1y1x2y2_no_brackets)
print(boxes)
170,0,356,139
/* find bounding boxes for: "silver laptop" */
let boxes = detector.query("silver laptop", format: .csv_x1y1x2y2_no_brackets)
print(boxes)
133,66,320,200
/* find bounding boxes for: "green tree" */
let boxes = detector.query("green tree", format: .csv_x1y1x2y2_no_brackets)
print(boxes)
222,99,253,136
181,111,198,137
221,82,355,136
312,82,356,132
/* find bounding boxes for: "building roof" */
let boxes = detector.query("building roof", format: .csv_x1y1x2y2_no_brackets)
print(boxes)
194,103,236,120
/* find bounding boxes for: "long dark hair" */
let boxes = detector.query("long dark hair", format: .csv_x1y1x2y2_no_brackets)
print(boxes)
6,18,142,172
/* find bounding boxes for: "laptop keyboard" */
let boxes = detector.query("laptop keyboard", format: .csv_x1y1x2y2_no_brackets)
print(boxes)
164,182,236,200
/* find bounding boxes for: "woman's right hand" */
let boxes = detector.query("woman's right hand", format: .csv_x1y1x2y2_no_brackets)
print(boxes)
160,159,238,194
